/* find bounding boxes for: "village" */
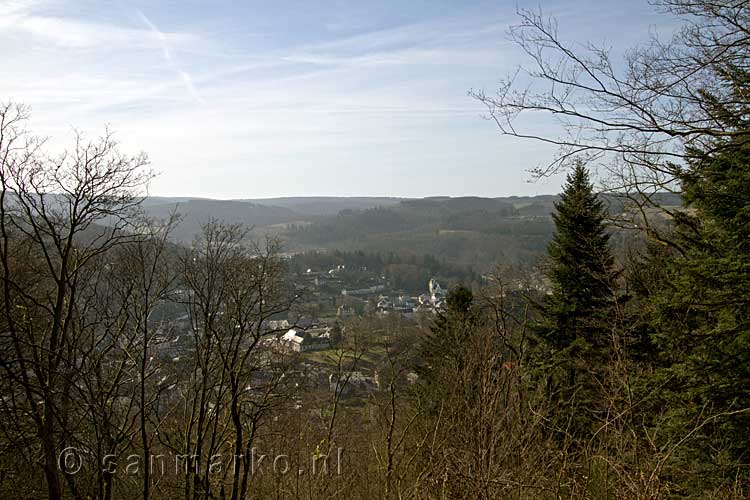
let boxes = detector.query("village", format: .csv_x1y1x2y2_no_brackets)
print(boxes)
142,270,447,410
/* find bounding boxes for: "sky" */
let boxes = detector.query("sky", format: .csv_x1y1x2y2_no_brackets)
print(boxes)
0,0,669,199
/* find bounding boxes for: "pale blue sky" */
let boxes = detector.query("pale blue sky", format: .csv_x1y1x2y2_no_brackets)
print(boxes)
1,0,667,198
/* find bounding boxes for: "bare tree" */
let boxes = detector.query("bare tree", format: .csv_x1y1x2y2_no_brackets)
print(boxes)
470,1,750,216
0,102,152,499
109,213,181,500
159,221,296,500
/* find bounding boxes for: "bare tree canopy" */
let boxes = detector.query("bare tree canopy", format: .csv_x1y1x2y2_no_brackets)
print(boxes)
470,0,750,190
0,102,154,500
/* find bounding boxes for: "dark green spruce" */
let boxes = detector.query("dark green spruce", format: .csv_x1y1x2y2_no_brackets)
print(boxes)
535,163,617,439
648,136,750,492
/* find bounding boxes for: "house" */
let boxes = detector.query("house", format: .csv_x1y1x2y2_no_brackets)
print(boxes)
376,296,392,312
328,371,378,394
393,295,416,317
336,305,356,318
280,328,331,353
266,319,291,331
429,278,445,304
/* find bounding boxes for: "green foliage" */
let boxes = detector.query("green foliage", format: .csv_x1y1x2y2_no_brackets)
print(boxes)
534,163,618,440
286,197,556,270
415,285,477,407
649,138,750,490
537,164,616,349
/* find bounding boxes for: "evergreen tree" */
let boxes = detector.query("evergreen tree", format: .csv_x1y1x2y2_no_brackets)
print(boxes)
628,62,750,494
417,285,474,373
415,285,476,408
540,164,616,351
535,163,618,438
649,137,750,491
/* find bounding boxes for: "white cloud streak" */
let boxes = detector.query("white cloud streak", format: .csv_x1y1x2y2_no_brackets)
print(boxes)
0,0,664,197
135,8,205,105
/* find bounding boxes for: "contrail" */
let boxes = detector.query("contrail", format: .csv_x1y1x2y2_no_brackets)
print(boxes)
136,8,205,105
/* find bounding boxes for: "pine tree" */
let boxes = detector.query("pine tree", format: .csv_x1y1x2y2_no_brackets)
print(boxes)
535,163,617,438
416,285,476,409
649,137,750,490
625,63,750,493
541,164,616,350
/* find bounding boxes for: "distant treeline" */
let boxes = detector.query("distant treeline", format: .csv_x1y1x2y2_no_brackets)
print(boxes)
284,198,558,270
283,194,679,272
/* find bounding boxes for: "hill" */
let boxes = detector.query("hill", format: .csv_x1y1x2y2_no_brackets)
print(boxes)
142,199,304,242
238,196,405,215
137,194,680,271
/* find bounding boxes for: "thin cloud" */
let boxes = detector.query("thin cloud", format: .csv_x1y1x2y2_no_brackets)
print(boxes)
0,4,196,50
135,8,205,105
0,0,663,198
